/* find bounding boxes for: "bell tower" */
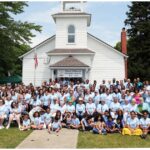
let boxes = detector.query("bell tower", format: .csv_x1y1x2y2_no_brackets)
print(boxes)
52,1,91,49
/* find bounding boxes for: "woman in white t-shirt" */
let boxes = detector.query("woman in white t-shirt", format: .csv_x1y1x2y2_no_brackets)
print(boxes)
76,97,85,120
66,99,75,114
86,97,96,116
0,99,7,129
122,111,142,136
6,102,21,129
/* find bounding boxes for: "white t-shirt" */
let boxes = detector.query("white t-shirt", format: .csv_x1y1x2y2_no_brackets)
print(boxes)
76,104,85,114
127,117,139,129
30,99,41,107
86,103,96,114
0,105,7,116
97,103,109,113
66,105,75,113
110,102,121,112
140,117,150,128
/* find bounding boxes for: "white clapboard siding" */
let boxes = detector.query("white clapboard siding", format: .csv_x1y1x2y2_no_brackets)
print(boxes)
55,18,87,48
22,37,55,86
87,34,125,84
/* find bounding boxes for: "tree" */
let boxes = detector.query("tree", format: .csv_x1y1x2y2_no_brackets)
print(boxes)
0,2,41,76
114,41,121,52
125,2,150,80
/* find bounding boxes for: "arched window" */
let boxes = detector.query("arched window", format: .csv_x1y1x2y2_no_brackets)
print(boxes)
68,25,75,43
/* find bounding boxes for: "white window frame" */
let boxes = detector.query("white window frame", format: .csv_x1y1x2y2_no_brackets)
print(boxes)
67,25,75,44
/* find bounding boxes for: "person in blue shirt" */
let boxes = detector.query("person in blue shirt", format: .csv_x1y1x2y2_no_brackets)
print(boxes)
139,110,150,139
6,102,21,129
122,111,142,136
20,114,31,131
0,99,7,129
31,111,43,130
81,114,94,131
70,113,81,129
92,114,107,135
105,116,118,133
76,97,85,121
44,108,52,128
49,116,62,134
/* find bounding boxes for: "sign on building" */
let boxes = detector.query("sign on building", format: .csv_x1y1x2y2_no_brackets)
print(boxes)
57,70,83,78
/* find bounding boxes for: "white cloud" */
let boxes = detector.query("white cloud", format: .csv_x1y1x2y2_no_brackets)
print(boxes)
22,4,60,24
88,23,121,46
29,33,50,48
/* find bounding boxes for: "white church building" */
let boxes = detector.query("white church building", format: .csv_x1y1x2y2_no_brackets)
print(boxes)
20,1,128,86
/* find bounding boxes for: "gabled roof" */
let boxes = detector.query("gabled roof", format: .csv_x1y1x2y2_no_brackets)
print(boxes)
48,48,95,55
19,35,55,59
50,56,89,67
52,12,91,26
88,33,128,58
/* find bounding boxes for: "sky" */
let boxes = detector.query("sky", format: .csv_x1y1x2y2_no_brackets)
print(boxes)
14,1,131,47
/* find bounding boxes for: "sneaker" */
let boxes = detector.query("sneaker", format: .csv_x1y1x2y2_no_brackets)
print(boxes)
140,134,144,139
6,125,10,129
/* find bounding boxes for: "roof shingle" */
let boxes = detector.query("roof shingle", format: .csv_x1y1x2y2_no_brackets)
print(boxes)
48,48,94,54
50,56,89,67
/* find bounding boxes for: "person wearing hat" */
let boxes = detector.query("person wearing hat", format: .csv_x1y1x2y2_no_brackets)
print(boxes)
76,97,85,121
66,97,75,114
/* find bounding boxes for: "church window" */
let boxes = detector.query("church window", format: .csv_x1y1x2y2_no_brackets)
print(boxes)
68,25,75,43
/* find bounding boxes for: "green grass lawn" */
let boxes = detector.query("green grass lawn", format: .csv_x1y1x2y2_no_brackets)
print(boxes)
77,131,150,148
0,128,32,148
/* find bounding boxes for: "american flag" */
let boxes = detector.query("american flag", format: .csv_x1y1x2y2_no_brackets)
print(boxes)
34,52,38,69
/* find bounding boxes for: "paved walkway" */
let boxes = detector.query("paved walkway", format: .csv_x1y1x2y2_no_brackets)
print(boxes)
16,128,79,148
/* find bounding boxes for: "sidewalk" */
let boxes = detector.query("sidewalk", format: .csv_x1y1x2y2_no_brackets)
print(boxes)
16,128,79,148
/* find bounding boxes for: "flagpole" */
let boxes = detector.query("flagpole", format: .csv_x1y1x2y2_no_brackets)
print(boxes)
34,48,36,87
33,48,38,87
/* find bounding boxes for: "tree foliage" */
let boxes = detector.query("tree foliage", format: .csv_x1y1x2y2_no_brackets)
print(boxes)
125,2,150,80
0,2,41,76
114,41,121,52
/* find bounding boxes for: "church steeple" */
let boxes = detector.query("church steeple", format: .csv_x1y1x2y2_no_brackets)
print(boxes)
52,1,91,49
61,1,86,12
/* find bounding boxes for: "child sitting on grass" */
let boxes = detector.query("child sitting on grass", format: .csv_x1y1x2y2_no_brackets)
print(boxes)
115,118,123,133
44,108,52,128
93,114,107,135
48,116,61,134
70,113,81,129
106,116,119,133
20,114,31,131
81,114,95,131
31,111,43,130
61,112,72,128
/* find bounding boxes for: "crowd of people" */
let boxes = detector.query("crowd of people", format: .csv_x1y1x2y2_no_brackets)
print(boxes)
0,78,150,139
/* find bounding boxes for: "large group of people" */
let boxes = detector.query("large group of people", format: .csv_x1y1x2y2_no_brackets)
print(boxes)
0,78,150,139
